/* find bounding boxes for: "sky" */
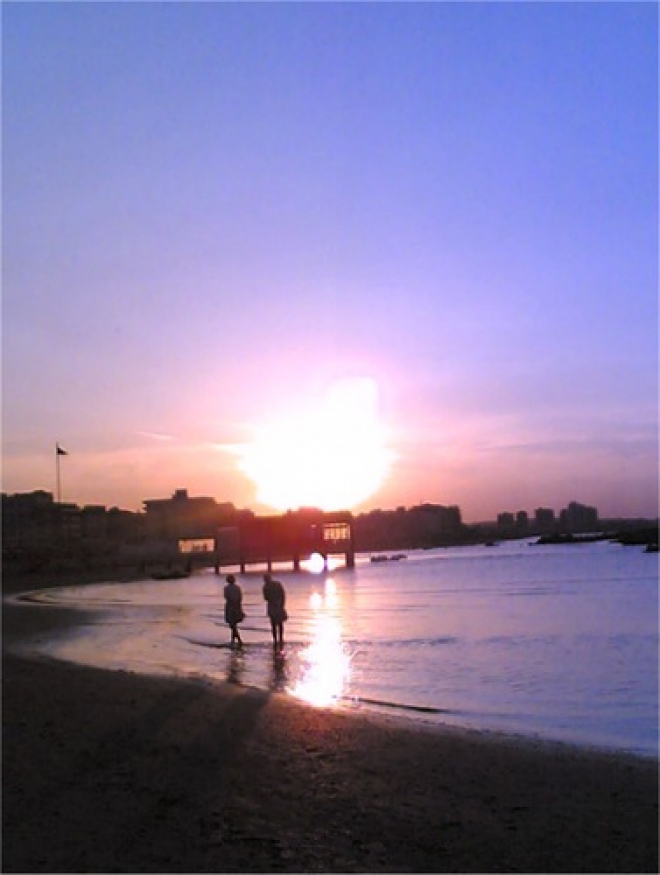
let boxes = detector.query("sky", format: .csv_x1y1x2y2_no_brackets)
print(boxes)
3,1,658,522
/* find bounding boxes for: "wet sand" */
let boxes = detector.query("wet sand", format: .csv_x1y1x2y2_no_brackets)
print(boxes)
2,581,658,873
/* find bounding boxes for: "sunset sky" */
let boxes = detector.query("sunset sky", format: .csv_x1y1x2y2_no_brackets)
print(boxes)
3,2,657,522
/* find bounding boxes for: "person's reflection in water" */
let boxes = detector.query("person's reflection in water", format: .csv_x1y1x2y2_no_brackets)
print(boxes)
226,647,245,686
270,647,289,693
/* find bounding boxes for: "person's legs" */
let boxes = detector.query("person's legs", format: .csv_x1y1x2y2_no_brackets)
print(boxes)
270,618,278,645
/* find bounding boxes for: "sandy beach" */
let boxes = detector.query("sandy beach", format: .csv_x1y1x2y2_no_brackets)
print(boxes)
2,576,658,873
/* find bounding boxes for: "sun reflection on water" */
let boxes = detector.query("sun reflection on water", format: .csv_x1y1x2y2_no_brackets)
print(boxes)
290,578,351,708
303,552,343,574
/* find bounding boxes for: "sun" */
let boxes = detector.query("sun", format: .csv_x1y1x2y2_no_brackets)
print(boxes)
239,377,394,512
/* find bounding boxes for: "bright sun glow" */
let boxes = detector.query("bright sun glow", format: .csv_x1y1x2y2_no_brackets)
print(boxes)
239,377,394,511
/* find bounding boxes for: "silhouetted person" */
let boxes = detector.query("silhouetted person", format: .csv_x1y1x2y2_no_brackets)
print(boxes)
262,573,287,647
223,574,244,647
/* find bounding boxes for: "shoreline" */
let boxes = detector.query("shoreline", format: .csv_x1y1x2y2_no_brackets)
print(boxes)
4,565,659,760
3,581,659,873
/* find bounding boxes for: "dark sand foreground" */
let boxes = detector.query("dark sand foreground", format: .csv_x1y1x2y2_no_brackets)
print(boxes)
3,588,658,873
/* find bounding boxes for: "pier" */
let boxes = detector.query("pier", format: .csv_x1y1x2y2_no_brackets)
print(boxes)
213,509,355,572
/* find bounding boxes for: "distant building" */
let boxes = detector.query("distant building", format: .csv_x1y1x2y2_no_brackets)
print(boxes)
354,502,464,550
1,491,82,548
534,507,556,533
407,503,463,541
107,507,143,541
515,511,528,534
560,501,599,534
142,489,231,541
497,512,515,535
2,491,61,550
2,490,144,554
81,504,108,541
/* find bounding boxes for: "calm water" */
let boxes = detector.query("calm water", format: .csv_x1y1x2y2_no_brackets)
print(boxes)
16,540,659,757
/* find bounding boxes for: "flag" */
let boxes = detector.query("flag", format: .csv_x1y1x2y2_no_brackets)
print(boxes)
56,444,68,456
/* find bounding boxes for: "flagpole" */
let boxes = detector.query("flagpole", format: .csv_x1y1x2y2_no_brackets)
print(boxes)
56,443,62,503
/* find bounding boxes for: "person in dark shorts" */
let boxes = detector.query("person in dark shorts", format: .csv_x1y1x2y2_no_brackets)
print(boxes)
262,573,287,648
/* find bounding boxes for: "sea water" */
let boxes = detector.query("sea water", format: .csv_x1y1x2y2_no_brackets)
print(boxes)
16,539,658,757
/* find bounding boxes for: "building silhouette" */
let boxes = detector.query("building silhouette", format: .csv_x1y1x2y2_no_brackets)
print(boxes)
559,501,599,534
2,488,615,571
534,507,556,533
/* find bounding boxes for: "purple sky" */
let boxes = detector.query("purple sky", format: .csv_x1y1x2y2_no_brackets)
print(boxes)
3,2,657,521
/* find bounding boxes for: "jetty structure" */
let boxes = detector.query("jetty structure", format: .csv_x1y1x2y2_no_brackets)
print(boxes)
213,508,355,572
140,490,355,572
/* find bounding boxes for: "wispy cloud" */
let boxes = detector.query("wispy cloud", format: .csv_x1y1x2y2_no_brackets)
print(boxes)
136,431,176,442
477,437,658,460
